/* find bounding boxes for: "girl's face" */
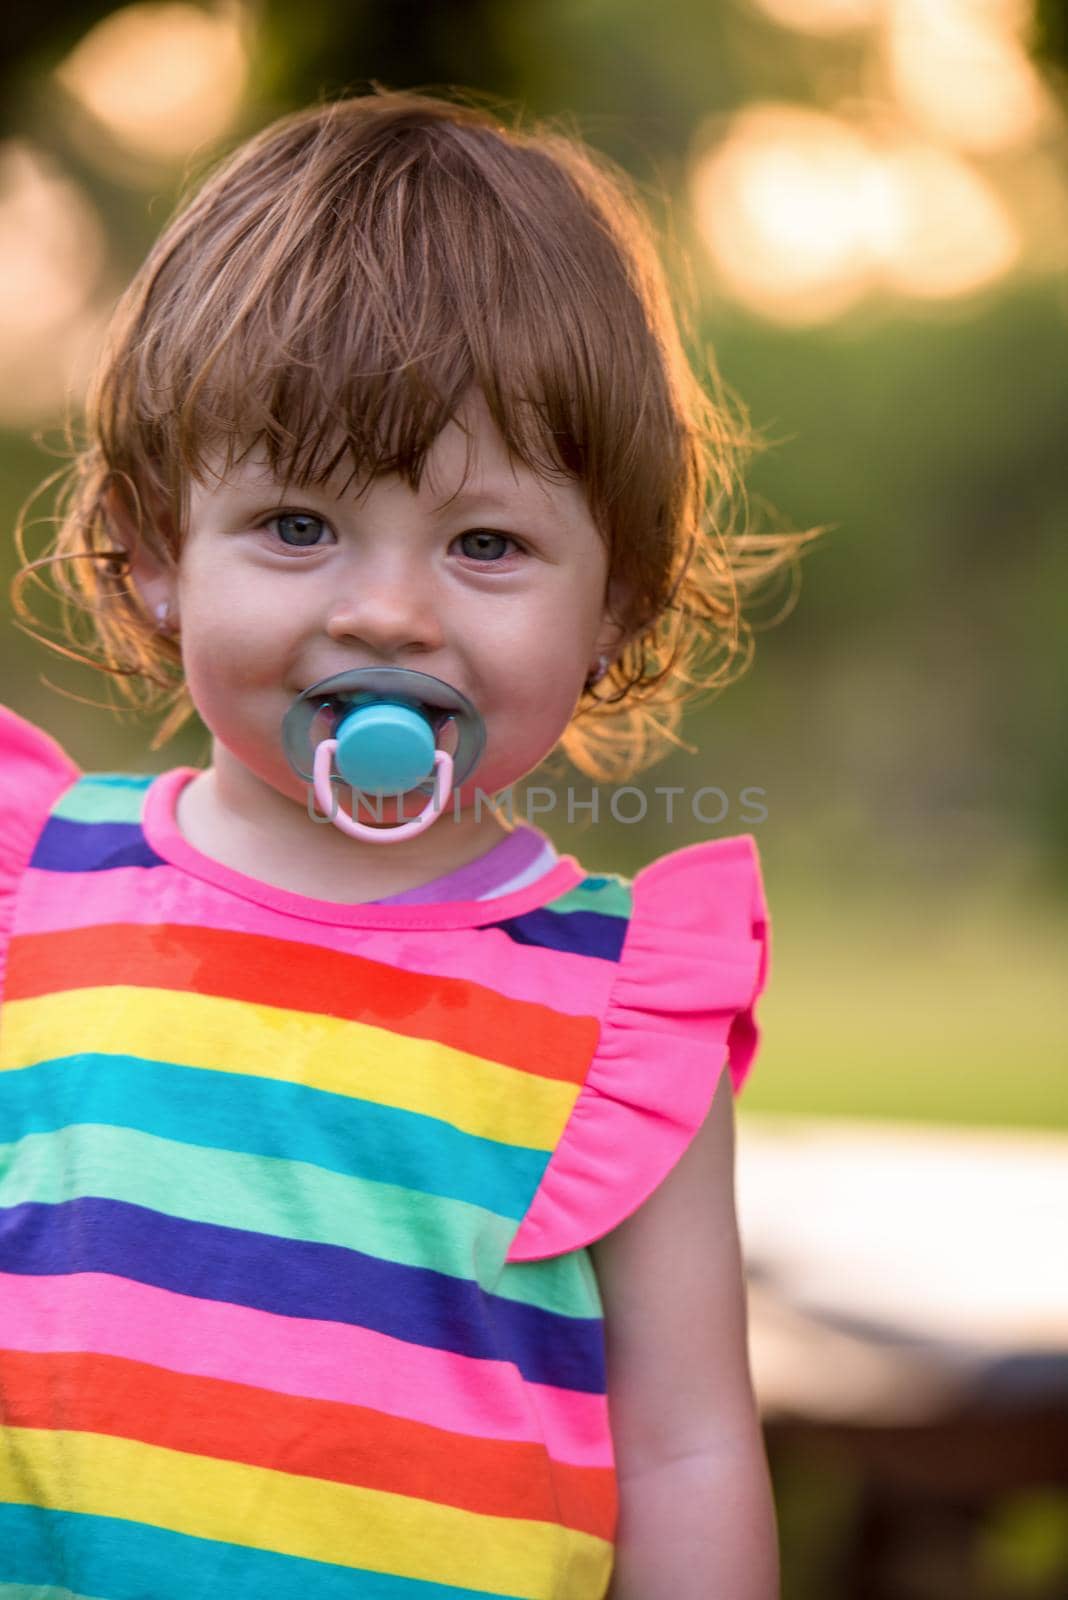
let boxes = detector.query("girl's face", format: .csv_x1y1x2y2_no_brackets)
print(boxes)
156,388,623,814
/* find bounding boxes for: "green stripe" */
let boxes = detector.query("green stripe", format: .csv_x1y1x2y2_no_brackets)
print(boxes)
50,775,152,824
547,876,632,918
0,1588,108,1600
0,1126,600,1320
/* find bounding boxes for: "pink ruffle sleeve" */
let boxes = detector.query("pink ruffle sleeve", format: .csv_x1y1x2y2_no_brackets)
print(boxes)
0,707,79,1000
505,833,770,1264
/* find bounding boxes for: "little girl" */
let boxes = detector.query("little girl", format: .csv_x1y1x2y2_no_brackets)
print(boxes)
0,90,803,1599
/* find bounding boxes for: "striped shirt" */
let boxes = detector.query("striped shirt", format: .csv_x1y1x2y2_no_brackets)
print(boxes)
0,708,771,1600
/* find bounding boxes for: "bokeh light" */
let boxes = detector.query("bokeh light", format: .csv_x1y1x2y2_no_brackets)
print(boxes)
54,0,249,165
748,0,883,34
885,0,1051,153
690,103,1020,322
0,143,107,424
690,105,878,324
873,140,1019,297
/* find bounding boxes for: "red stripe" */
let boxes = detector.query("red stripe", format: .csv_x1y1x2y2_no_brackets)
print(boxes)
5,925,597,1086
0,1348,617,1540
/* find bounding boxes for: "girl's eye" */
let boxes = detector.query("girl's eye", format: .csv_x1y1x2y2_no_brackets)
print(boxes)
262,518,521,563
272,513,331,548
457,529,518,562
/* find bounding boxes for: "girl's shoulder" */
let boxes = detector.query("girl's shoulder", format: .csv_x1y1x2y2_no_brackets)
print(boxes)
0,707,81,992
507,833,771,1263
0,706,81,862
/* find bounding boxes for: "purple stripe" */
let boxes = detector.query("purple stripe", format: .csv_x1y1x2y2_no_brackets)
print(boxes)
374,825,553,907
0,1199,605,1392
482,907,628,961
29,816,165,873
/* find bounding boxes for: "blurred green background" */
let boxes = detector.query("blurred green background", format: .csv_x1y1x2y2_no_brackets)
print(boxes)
1,6,1066,1593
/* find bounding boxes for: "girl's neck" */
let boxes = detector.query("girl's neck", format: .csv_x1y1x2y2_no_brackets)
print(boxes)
175,743,513,905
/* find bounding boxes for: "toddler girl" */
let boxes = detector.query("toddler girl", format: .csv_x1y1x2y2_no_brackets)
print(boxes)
1,89,806,1599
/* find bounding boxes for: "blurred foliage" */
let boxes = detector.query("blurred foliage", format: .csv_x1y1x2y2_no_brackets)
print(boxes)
0,3,125,146
1035,0,1068,68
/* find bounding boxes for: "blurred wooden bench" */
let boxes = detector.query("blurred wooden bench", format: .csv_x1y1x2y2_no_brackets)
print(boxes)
735,1117,1068,1598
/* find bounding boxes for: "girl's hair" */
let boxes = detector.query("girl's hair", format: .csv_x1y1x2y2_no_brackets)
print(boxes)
13,86,816,780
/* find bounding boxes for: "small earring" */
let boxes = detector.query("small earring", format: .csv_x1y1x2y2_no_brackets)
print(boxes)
585,654,611,690
155,599,176,635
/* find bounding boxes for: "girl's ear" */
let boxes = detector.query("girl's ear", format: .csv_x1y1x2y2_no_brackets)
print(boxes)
595,576,631,663
101,479,179,632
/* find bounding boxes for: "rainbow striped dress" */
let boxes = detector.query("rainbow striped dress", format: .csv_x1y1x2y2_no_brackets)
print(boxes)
0,707,771,1599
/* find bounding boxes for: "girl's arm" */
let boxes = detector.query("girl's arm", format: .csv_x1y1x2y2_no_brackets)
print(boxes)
590,1066,780,1600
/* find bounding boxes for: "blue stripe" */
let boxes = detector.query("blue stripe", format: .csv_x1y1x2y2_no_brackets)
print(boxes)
0,1505,525,1600
0,1058,548,1220
29,817,164,872
0,1198,604,1390
485,906,628,961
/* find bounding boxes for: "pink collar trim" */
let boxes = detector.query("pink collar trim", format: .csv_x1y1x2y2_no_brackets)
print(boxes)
142,768,583,930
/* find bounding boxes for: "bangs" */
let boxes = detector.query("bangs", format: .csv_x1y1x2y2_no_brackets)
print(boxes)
127,105,663,515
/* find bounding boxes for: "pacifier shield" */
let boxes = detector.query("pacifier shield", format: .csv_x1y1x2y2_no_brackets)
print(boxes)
282,666,486,794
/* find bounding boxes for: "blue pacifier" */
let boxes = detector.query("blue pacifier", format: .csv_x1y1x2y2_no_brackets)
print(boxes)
282,667,486,844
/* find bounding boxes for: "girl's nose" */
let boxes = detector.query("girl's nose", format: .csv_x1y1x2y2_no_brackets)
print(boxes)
322,556,445,658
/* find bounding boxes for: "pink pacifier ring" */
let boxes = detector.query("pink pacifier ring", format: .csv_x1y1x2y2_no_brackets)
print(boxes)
312,741,455,842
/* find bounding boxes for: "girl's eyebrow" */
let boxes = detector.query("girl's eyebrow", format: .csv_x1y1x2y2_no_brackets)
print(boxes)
214,461,510,499
433,474,577,520
434,484,524,512
209,462,574,526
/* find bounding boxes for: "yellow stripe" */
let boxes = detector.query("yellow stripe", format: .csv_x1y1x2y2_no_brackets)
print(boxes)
0,1428,611,1597
0,988,579,1149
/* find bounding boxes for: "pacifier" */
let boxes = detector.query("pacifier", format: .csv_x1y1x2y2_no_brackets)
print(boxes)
282,667,486,844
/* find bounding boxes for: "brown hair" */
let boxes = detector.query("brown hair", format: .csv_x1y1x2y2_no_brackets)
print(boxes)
13,86,818,780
